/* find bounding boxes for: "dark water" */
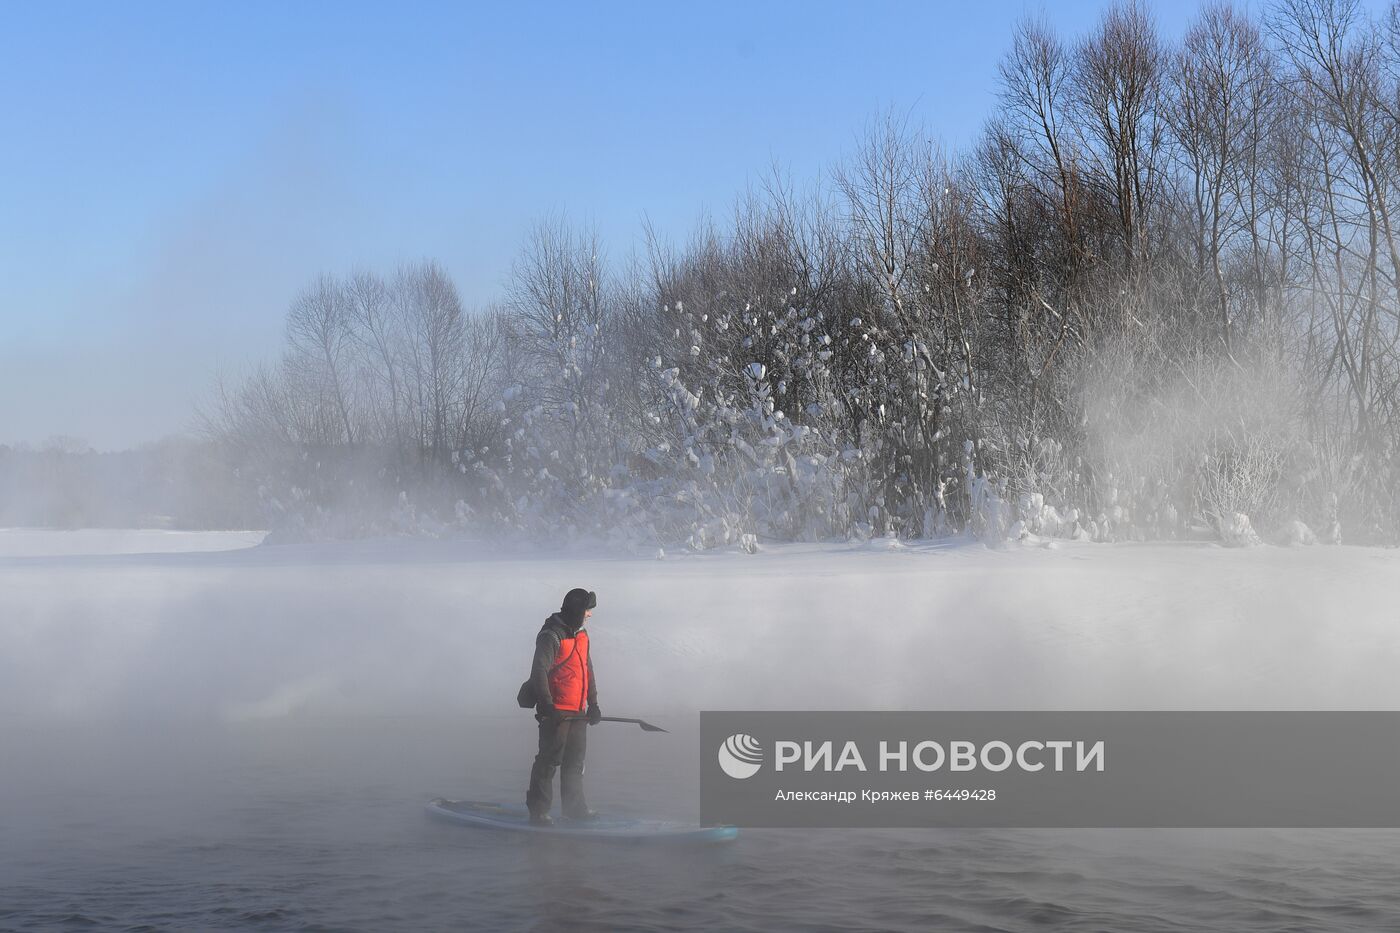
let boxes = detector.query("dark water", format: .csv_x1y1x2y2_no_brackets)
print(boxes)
4,717,1400,932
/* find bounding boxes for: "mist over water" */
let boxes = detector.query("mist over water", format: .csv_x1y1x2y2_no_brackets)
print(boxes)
3,534,1399,724
4,532,1400,929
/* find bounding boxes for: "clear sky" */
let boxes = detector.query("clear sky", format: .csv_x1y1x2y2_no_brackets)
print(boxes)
2,1,1224,449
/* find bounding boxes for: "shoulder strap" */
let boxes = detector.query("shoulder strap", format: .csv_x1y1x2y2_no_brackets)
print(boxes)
547,630,578,675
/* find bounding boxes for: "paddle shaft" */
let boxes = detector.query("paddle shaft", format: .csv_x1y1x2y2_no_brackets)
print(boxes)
562,715,668,733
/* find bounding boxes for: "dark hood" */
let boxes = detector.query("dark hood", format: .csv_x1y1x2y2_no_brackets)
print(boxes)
545,611,583,635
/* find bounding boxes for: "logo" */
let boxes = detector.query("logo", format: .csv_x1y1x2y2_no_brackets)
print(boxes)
718,733,764,779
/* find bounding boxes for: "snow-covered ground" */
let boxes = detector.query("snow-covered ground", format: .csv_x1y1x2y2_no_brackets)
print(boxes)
0,527,265,558
2,531,1398,724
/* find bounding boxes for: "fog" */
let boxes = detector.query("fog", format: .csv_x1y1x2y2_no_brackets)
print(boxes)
5,532,1400,929
6,535,1400,729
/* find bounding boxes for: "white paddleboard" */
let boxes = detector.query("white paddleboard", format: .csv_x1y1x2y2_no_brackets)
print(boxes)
426,798,738,845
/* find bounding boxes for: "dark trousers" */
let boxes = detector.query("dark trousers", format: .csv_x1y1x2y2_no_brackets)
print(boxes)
526,715,588,818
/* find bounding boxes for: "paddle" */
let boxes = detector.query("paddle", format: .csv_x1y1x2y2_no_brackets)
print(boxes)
565,715,669,733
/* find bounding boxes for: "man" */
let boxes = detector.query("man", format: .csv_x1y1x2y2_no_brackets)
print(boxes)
525,587,602,825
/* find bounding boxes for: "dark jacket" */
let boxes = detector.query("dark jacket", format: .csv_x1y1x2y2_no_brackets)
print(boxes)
530,612,598,713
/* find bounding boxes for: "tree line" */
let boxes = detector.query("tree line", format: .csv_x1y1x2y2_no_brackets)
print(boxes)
209,0,1400,547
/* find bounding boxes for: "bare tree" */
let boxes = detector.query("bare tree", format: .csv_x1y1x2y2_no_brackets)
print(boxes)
396,261,466,461
1073,1,1168,275
1169,2,1276,356
343,270,405,450
507,216,616,473
285,275,356,445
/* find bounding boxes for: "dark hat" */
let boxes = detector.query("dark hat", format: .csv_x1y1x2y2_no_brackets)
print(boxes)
562,588,597,614
560,588,596,629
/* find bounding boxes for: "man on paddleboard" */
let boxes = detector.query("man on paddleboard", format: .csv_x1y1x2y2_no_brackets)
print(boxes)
525,588,601,825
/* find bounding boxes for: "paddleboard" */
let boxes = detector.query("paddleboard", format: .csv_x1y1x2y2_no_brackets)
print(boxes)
426,798,738,845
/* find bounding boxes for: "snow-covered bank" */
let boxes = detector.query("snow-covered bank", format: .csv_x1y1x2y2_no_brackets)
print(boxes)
0,527,265,558
2,532,1398,724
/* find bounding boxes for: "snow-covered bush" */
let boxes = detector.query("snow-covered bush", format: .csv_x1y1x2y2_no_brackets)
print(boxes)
1197,433,1286,545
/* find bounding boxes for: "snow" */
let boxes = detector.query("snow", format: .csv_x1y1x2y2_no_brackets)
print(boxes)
2,531,1399,726
1281,519,1318,547
0,528,265,558
1217,512,1264,548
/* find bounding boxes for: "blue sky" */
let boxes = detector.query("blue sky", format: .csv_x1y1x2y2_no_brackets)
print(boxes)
2,1,1224,448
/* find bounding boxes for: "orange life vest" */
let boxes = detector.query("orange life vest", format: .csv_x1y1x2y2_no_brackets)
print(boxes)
548,628,590,712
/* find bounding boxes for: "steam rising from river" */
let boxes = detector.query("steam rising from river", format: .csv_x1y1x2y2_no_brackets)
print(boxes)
5,532,1400,929
4,532,1400,726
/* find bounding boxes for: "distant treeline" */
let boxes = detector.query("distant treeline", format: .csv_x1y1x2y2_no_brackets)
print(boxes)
0,438,256,530
210,0,1400,546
